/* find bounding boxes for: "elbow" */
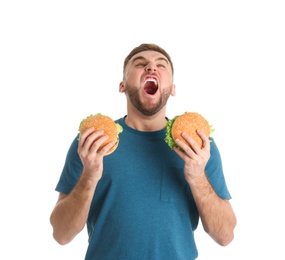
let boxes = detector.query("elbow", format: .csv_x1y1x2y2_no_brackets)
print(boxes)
216,217,237,247
50,217,84,246
206,216,237,247
217,232,235,247
50,217,73,246
207,228,235,247
52,231,72,246
51,222,77,246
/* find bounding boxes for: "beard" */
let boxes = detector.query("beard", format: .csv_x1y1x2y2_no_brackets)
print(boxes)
125,83,172,116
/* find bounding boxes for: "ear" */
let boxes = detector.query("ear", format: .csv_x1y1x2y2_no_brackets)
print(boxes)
171,84,176,96
119,81,126,93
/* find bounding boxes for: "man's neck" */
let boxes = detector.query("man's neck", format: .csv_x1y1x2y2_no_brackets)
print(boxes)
124,112,167,131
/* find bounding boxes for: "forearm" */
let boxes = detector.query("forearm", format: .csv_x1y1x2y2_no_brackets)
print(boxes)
188,173,237,246
50,174,99,245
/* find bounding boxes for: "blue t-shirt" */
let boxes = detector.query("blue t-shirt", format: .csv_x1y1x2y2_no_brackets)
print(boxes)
55,116,231,260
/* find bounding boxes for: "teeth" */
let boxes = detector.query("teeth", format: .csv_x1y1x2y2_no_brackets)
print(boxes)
144,78,157,85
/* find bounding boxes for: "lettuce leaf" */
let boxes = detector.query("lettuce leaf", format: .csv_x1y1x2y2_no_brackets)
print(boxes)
164,115,179,149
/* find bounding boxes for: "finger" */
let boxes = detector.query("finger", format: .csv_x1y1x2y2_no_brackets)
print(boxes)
181,132,200,152
97,141,116,156
175,137,196,159
88,134,109,153
196,130,210,150
78,127,95,146
79,129,104,150
173,145,191,161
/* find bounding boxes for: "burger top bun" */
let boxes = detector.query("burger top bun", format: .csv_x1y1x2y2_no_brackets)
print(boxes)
165,112,213,150
79,113,123,155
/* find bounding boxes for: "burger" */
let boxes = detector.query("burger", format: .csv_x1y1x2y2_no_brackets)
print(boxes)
165,112,214,150
79,113,123,155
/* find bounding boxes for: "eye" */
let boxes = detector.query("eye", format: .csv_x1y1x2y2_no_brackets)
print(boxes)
157,63,166,68
135,63,146,68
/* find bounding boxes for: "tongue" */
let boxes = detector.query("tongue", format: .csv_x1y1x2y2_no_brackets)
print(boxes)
144,81,157,95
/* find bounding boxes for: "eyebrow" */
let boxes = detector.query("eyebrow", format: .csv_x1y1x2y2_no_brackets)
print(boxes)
131,56,169,65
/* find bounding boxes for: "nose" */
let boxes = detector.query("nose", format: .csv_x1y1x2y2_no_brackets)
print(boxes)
145,63,156,72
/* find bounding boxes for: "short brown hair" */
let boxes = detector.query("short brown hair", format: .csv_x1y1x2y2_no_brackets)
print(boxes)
123,43,174,75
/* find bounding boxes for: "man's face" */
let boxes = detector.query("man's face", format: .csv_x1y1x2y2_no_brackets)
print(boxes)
120,50,175,116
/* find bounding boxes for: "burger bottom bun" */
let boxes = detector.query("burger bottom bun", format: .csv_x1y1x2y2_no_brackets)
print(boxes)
104,140,119,156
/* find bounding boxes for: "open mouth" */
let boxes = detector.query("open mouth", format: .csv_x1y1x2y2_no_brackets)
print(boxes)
144,78,158,95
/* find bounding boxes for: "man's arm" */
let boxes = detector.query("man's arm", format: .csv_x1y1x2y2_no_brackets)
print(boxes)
50,173,99,245
173,130,237,246
50,127,115,245
187,173,236,245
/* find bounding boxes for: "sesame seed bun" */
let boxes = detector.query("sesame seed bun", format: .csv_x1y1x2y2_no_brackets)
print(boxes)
165,112,213,150
79,113,123,155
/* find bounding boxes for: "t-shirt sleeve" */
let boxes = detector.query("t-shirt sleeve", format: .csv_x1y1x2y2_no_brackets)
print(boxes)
55,134,83,194
205,137,232,200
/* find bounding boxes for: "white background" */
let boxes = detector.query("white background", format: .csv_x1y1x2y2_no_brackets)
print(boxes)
1,1,284,259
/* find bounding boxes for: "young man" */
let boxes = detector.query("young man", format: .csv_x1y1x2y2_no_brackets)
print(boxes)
50,43,237,259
